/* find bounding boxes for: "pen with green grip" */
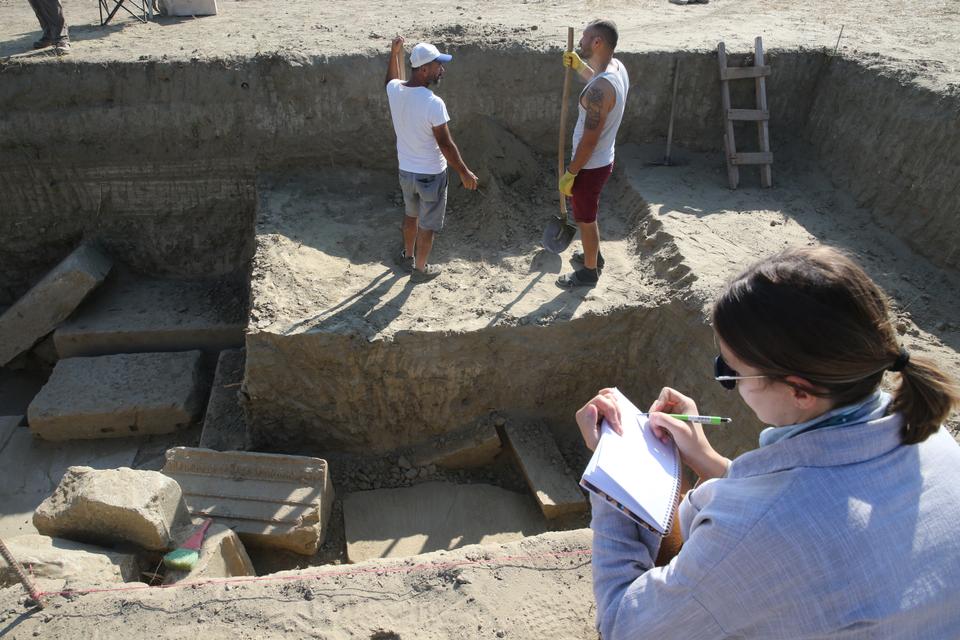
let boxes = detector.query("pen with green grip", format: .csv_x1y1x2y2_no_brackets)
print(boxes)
638,413,732,424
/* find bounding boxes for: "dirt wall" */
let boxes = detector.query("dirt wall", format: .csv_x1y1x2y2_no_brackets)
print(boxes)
243,299,762,458
803,57,960,271
0,48,825,301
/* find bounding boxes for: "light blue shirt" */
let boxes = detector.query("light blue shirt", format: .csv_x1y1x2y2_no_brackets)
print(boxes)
590,405,960,638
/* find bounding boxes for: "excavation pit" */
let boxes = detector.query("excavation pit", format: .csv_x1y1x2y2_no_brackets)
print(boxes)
2,9,960,632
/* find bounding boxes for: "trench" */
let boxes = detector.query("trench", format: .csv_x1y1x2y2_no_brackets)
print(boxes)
2,45,959,577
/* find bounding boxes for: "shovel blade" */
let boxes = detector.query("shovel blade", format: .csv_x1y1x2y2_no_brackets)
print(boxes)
541,216,578,253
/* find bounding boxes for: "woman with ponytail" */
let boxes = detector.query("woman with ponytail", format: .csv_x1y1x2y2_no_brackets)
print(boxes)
577,246,960,639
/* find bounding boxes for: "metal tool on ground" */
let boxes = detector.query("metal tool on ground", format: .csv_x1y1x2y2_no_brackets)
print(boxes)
0,536,44,608
542,26,578,254
718,37,773,188
162,518,213,571
648,58,685,167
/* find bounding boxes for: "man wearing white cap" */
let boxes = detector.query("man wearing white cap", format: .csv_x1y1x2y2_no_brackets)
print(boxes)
385,36,478,281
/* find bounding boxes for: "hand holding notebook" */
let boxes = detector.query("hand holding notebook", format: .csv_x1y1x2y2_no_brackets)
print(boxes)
580,388,681,536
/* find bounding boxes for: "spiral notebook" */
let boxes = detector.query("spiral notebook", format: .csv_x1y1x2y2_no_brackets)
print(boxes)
579,388,681,536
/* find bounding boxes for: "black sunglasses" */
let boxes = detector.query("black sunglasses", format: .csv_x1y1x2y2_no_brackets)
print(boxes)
714,354,770,390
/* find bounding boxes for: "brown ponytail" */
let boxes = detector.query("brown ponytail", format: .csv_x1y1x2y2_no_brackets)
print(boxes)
712,246,959,444
891,355,960,444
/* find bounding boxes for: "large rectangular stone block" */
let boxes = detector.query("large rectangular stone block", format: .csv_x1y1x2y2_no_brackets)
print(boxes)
198,349,247,451
0,244,112,366
33,465,189,551
27,350,206,440
504,422,587,519
53,276,245,358
0,534,138,589
162,447,334,555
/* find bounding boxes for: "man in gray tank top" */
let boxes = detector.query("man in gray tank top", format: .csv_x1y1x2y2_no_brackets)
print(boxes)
557,20,630,288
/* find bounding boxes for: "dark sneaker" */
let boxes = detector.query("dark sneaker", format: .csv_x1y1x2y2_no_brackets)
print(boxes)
33,37,54,50
571,249,604,271
411,264,442,282
556,267,599,289
394,249,414,272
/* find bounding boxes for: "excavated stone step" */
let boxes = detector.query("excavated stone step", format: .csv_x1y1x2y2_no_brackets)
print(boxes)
53,276,245,358
343,481,547,562
407,421,501,469
198,349,247,451
162,447,335,556
27,350,207,440
0,534,139,589
503,422,588,519
0,244,112,366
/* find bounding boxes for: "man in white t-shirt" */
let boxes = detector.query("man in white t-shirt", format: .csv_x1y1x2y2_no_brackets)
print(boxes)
385,37,478,281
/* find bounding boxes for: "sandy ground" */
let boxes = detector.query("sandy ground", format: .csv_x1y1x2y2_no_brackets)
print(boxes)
2,1,960,638
2,0,958,92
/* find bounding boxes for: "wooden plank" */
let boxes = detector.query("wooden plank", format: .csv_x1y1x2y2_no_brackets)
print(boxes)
728,108,769,121
755,36,773,187
720,65,771,81
717,42,739,189
732,152,774,165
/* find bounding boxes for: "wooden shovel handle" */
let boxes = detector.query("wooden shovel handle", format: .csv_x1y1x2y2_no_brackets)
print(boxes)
558,27,574,218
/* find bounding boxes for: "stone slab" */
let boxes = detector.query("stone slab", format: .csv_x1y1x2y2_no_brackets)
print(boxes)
54,276,245,358
27,350,206,440
162,447,334,556
0,534,138,589
163,522,255,584
504,422,587,519
198,349,247,451
0,428,137,539
343,481,547,562
33,466,189,551
0,415,21,453
407,422,502,469
0,244,112,366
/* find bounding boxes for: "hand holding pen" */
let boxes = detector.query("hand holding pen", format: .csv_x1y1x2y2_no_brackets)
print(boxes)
646,387,731,481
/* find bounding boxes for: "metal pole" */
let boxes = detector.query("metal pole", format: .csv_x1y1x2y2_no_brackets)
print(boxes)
0,537,44,608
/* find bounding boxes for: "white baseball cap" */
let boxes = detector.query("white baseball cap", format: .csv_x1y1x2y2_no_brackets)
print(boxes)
410,42,453,68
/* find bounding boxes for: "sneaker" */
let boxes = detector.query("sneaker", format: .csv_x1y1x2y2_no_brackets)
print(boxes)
394,249,414,272
411,264,442,282
33,37,54,50
556,267,599,289
571,249,605,271
53,39,70,54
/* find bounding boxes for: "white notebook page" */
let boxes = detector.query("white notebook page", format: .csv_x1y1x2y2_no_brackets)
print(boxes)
582,388,680,532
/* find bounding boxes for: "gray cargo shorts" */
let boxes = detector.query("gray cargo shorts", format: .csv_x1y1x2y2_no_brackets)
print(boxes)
399,169,448,232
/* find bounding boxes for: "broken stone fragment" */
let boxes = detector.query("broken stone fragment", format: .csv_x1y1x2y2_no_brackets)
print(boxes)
33,466,190,551
0,244,112,367
0,534,138,589
163,522,255,584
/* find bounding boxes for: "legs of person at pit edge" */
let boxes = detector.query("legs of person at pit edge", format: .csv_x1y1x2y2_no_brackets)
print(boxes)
27,0,69,49
578,220,601,270
402,214,418,261
414,227,435,271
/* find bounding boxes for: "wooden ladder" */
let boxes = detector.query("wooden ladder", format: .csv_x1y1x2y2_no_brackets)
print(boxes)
718,37,772,189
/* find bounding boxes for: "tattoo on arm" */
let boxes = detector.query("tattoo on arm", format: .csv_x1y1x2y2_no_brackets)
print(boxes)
584,86,605,130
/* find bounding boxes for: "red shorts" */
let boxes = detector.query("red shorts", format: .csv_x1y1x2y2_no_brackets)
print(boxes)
570,163,613,224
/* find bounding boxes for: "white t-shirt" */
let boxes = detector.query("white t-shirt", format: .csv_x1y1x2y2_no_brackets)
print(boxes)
386,79,450,174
